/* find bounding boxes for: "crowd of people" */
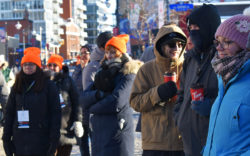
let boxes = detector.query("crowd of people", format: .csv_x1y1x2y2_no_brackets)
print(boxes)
0,3,249,156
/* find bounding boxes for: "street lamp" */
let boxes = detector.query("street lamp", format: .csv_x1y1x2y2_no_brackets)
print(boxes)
15,21,24,51
32,27,42,51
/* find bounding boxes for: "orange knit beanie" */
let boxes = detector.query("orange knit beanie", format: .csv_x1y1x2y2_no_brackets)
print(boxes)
47,54,64,69
21,47,42,68
105,34,129,53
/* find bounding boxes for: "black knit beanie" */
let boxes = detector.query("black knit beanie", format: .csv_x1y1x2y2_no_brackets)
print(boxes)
96,31,113,48
187,4,221,49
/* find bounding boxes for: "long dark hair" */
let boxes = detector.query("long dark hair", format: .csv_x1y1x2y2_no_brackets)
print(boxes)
13,66,47,93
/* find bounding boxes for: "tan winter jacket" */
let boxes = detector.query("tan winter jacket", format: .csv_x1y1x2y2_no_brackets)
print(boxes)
130,24,186,151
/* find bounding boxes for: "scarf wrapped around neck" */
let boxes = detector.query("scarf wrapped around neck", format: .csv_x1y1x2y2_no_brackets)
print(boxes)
211,50,250,85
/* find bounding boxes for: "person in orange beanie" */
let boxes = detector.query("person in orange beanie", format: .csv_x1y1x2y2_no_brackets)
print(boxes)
81,34,143,156
21,47,42,68
47,54,83,156
2,47,61,156
47,54,64,71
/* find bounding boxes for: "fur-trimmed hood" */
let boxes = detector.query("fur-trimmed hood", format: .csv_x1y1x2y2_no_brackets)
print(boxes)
101,53,144,75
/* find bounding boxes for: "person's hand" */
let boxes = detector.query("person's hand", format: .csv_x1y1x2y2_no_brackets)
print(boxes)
70,121,84,138
95,90,110,100
157,81,177,101
191,98,212,116
95,90,105,100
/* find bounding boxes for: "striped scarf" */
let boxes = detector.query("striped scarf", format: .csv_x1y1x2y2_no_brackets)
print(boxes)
211,50,250,85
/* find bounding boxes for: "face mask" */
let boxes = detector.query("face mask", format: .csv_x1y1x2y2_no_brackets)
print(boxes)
189,30,203,52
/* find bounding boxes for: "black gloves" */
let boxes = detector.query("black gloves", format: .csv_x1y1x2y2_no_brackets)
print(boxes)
157,81,177,101
94,65,121,92
3,140,14,156
95,90,110,100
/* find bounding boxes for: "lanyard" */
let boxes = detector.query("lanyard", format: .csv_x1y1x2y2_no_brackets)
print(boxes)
25,81,35,94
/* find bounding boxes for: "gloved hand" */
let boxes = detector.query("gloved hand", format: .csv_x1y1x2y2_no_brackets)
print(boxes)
70,121,84,138
191,98,212,116
94,66,119,92
3,140,14,156
95,90,105,100
157,81,177,101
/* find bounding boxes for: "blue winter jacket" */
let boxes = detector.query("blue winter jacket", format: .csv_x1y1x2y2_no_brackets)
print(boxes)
203,59,250,156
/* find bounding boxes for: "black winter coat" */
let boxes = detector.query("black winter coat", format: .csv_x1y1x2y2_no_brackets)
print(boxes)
80,56,143,156
174,47,218,156
53,70,82,145
2,79,61,155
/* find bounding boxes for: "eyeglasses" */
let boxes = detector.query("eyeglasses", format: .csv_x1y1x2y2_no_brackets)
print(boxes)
80,52,90,56
23,63,36,67
105,49,118,56
164,41,184,49
214,40,233,49
48,64,58,68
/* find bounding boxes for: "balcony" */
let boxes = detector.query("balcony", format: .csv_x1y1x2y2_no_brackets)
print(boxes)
80,23,87,28
80,31,88,37
53,0,63,4
58,8,63,14
77,14,86,19
58,28,64,35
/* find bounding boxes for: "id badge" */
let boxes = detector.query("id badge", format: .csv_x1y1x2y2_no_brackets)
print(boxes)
17,110,29,128
59,94,66,108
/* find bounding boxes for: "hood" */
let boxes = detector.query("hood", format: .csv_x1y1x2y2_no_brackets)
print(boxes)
153,24,187,71
102,53,144,75
90,47,105,62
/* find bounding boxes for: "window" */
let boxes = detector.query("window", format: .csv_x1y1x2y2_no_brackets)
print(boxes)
1,2,4,10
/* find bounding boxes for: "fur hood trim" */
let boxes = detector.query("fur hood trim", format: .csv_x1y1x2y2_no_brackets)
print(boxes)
122,59,144,75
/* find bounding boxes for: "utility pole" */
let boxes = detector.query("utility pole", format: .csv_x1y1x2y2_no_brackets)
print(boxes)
23,29,25,51
166,0,170,22
40,27,42,52
115,0,119,28
5,22,8,62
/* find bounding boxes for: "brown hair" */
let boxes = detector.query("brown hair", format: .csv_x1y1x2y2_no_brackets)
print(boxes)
13,66,47,93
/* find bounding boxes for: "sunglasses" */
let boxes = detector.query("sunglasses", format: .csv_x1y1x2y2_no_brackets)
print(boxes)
48,64,58,67
164,41,184,49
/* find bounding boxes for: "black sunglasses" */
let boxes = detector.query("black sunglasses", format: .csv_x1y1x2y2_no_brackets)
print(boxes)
164,41,184,49
48,64,58,67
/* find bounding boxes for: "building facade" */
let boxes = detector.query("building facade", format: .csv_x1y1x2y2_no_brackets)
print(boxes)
0,0,88,62
72,0,88,46
84,0,116,44
0,0,64,62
